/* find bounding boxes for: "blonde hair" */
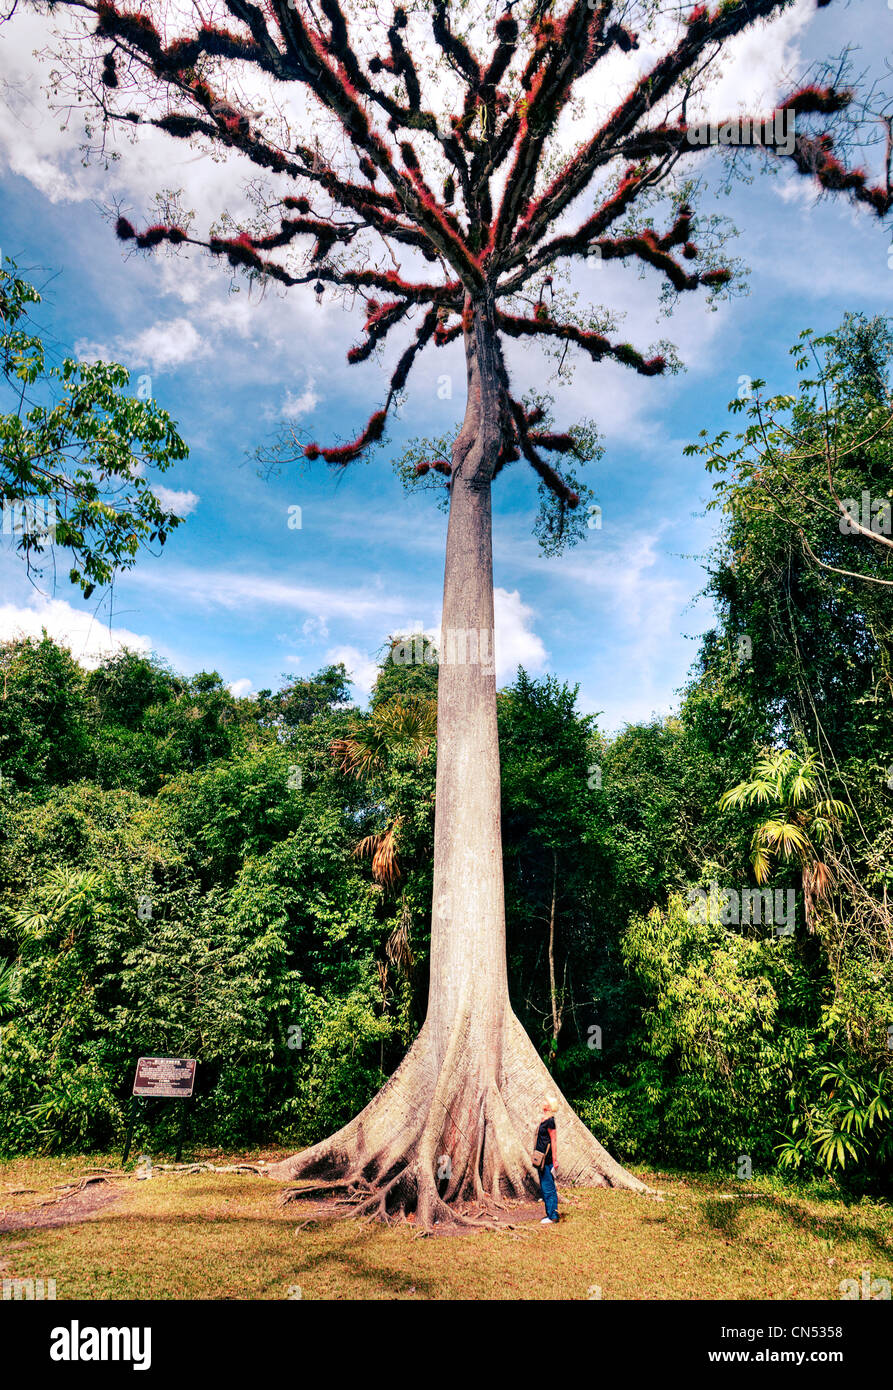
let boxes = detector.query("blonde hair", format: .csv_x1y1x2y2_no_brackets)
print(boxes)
542,1097,558,1116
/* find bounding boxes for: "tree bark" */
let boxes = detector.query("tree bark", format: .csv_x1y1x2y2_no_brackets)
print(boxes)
264,298,648,1223
548,849,562,1049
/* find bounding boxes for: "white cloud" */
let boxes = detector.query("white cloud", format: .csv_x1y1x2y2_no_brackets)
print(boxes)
152,487,201,517
325,644,379,699
774,172,821,210
0,10,279,217
126,319,205,372
282,379,320,420
72,340,110,366
302,615,330,639
228,677,253,697
0,596,151,669
74,320,205,374
0,12,99,204
702,0,813,115
493,587,547,682
552,527,712,730
128,564,407,623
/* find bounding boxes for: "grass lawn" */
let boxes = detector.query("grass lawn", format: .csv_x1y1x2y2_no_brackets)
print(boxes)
1,1154,890,1300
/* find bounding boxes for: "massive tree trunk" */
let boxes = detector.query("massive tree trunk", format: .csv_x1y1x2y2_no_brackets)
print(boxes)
548,849,563,1051
265,298,647,1223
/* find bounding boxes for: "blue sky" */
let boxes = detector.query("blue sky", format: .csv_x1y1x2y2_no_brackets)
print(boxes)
1,0,891,732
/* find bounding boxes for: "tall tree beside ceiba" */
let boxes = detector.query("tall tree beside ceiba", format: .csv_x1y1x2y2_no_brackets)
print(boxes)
24,0,891,1224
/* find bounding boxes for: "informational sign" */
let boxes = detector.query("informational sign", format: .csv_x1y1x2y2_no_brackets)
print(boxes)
132,1057,197,1098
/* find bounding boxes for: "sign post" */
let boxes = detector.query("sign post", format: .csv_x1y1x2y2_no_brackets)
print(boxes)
121,1096,138,1166
175,1100,189,1163
122,1057,198,1166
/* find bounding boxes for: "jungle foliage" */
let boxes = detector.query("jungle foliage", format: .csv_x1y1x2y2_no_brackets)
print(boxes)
0,316,890,1189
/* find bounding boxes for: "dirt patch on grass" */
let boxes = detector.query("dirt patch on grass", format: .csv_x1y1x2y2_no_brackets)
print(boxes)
284,1187,560,1235
0,1178,123,1232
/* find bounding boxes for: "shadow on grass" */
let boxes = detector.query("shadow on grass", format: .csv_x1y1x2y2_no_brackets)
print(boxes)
693,1190,893,1266
3,1205,446,1301
700,1198,740,1236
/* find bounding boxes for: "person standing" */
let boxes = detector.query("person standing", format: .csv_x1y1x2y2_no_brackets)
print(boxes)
535,1098,559,1224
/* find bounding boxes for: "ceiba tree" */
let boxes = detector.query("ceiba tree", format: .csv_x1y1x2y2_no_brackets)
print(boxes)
24,0,891,1225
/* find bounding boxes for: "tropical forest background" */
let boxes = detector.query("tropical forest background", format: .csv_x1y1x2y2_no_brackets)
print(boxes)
0,308,891,1194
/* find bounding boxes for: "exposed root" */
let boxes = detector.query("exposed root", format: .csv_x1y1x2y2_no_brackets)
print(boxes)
29,1175,116,1205
0,1174,119,1221
155,1162,262,1175
52,1175,112,1191
279,1179,358,1205
264,1005,650,1230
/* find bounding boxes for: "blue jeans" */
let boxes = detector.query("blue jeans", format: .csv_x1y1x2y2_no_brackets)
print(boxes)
539,1162,558,1220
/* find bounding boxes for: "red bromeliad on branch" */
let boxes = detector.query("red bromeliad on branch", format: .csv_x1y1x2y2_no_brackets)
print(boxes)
86,0,888,529
26,0,891,1226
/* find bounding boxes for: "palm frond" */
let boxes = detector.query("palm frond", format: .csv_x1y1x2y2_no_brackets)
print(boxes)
750,843,773,885
789,765,817,805
331,729,389,779
331,694,436,780
807,859,833,901
760,819,811,859
370,822,402,889
720,776,776,810
0,957,18,1016
353,819,404,889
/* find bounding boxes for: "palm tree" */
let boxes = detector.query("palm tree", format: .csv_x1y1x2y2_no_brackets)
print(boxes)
332,692,436,990
11,866,103,946
720,749,851,931
332,692,436,890
332,692,436,780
